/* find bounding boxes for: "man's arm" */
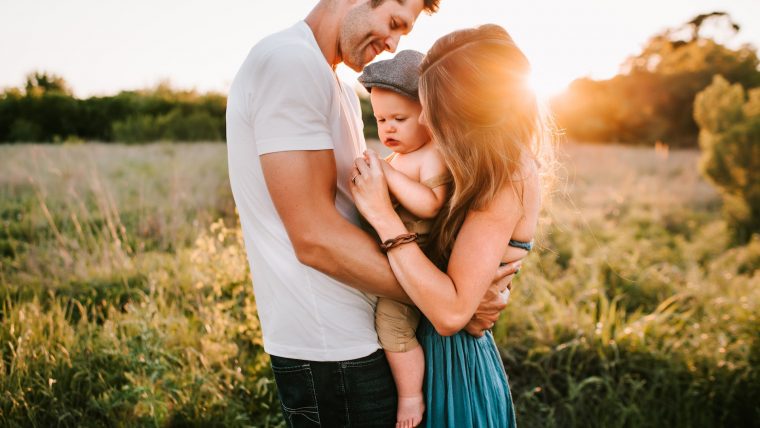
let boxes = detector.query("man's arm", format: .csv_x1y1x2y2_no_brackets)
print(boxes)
264,147,521,332
261,149,411,302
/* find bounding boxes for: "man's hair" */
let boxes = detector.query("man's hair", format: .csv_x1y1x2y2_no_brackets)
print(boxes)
370,0,440,14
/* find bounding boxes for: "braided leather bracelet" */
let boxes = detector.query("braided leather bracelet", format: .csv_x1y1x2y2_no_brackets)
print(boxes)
379,233,419,253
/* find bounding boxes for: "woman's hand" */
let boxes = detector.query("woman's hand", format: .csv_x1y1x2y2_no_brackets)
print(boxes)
350,149,397,227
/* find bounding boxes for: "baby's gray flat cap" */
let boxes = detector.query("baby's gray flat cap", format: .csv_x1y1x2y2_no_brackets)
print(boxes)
358,50,424,100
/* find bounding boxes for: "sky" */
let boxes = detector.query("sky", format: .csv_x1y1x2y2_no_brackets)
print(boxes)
2,0,759,99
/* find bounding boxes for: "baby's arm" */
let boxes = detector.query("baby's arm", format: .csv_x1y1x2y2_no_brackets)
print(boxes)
382,149,449,219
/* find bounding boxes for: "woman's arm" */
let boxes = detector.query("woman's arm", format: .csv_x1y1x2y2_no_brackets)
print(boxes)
352,151,527,336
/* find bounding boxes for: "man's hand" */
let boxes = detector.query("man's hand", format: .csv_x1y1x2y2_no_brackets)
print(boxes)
463,260,522,337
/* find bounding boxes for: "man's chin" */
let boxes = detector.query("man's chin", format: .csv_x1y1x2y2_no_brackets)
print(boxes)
345,48,378,71
346,61,365,72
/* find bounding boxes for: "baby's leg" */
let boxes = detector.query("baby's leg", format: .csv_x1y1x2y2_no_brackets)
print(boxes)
375,298,425,427
386,347,425,428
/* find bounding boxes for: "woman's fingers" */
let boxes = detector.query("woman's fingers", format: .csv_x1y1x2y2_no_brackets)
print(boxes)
354,156,370,176
353,150,389,194
365,149,382,171
350,151,394,224
349,165,360,187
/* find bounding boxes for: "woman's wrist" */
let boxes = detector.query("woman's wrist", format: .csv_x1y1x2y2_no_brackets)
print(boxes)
380,233,419,253
370,216,408,242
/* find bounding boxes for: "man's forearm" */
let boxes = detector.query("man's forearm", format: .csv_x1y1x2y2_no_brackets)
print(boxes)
261,150,410,303
297,212,412,303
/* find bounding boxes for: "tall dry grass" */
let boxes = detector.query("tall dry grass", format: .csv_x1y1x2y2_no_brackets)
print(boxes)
499,143,759,427
0,142,757,427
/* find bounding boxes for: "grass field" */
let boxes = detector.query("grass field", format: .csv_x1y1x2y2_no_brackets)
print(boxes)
1,142,758,427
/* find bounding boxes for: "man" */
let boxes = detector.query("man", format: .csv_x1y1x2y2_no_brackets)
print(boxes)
226,1,522,426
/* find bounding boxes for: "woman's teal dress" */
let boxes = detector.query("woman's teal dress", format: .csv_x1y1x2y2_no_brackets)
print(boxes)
418,319,516,427
418,239,530,427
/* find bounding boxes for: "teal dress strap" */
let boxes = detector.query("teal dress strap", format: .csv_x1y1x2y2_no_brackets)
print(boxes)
508,239,533,252
500,239,533,268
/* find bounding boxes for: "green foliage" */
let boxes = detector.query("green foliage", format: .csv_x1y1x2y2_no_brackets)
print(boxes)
7,118,43,142
1,143,758,426
0,147,282,425
112,114,164,143
359,94,378,141
553,12,760,146
24,71,73,97
0,76,228,143
0,72,384,144
694,75,760,243
501,222,760,427
110,109,222,143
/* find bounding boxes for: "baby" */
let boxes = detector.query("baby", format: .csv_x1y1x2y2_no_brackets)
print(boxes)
358,50,450,427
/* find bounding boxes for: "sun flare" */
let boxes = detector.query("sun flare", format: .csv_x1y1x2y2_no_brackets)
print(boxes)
526,71,569,101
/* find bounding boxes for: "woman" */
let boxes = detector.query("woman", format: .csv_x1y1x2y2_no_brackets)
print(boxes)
350,24,554,427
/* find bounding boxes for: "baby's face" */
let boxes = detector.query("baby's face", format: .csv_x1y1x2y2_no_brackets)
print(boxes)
370,88,430,154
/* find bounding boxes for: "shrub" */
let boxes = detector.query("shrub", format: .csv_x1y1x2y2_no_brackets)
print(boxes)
694,75,760,243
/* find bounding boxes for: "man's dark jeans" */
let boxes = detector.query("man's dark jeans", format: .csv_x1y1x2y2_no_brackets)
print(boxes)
270,349,397,427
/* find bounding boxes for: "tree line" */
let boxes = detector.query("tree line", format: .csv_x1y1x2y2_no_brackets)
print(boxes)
0,71,378,144
0,12,758,145
551,12,760,147
0,74,226,143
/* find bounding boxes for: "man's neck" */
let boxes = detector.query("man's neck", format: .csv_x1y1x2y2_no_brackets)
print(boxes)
305,1,347,70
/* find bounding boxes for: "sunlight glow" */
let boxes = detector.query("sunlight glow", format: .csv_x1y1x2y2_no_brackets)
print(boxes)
526,71,570,102
1,1,758,97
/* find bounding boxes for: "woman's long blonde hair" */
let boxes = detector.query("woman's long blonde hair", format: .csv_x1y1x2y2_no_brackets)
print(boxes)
420,24,556,268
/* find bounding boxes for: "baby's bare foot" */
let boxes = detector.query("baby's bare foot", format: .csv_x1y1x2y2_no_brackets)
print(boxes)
395,395,425,428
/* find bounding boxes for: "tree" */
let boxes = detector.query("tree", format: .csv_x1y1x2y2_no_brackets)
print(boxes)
694,75,760,243
24,71,72,97
553,12,760,146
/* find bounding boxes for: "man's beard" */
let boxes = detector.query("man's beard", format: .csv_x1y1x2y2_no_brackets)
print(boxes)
340,25,374,71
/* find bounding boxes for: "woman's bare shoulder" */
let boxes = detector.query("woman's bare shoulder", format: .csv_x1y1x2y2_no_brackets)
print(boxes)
476,158,540,222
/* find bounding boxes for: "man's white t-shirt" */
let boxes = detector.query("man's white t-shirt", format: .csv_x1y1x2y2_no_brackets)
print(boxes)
226,21,379,361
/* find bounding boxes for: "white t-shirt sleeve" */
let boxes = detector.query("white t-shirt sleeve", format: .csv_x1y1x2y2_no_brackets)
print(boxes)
252,47,334,155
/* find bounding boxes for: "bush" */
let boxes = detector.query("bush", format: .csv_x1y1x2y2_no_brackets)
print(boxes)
694,75,760,243
160,109,223,142
7,118,43,142
112,114,164,143
111,109,223,143
0,75,229,144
